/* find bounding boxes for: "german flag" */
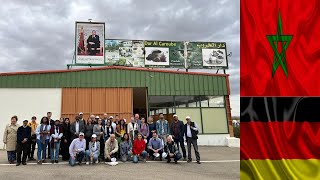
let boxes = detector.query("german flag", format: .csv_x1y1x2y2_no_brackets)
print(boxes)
240,97,320,179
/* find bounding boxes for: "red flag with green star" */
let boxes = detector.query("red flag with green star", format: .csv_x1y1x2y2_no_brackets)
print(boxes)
240,0,320,96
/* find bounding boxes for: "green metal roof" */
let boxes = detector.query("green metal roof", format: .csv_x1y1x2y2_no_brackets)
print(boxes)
0,66,229,96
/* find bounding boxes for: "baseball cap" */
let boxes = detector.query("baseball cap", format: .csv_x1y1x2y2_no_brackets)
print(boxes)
173,114,178,117
79,132,84,136
109,116,114,119
95,116,100,119
91,134,97,138
186,116,191,119
23,119,28,122
79,112,83,115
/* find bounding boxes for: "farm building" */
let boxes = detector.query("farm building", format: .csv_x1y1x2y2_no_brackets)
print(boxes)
0,66,233,147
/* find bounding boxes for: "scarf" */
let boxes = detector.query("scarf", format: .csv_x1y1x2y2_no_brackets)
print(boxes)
40,124,47,144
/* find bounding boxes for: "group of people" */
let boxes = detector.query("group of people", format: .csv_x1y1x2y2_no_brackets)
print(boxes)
3,112,201,166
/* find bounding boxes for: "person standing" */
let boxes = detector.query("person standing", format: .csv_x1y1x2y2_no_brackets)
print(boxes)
35,117,51,164
104,120,114,142
118,119,127,137
3,116,19,164
120,133,132,162
61,118,71,161
184,116,201,164
163,135,182,164
85,134,100,165
101,113,108,126
84,118,94,150
127,116,138,142
27,116,38,161
59,117,64,125
170,114,187,161
78,112,85,123
147,131,164,161
50,120,63,164
138,117,149,141
70,115,85,139
147,116,156,145
104,134,118,162
134,114,141,126
110,116,116,133
93,119,105,161
16,119,31,166
69,132,86,166
132,133,147,163
156,113,170,145
47,112,54,159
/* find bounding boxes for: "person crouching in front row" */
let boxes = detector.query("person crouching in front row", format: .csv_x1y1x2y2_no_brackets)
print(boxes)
69,132,86,166
163,135,182,164
104,134,118,162
85,134,100,165
147,131,164,161
132,133,147,163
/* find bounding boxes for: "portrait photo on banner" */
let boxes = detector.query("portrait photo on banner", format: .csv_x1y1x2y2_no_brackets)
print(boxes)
75,22,105,64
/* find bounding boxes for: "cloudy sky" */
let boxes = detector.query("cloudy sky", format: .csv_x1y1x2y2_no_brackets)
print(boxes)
0,0,240,116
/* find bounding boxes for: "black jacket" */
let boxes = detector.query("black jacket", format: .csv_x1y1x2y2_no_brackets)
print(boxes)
170,120,184,140
17,126,31,143
184,122,198,139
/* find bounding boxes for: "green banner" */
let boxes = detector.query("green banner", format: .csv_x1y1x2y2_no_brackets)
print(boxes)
144,41,185,68
187,42,228,69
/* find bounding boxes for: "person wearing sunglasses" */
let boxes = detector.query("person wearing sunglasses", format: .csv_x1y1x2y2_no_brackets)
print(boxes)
85,134,100,165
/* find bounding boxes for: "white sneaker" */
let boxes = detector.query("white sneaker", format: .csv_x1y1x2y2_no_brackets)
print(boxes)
86,162,89,165
96,160,99,164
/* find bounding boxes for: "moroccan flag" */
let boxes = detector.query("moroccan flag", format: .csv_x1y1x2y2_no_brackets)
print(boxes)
240,0,320,96
240,97,320,179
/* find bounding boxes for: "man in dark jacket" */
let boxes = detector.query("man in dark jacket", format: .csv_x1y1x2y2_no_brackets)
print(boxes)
170,114,186,161
16,119,31,166
87,30,100,55
184,116,201,164
164,135,181,164
70,115,85,139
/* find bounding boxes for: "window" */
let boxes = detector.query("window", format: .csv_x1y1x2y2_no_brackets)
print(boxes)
175,96,201,108
207,96,225,107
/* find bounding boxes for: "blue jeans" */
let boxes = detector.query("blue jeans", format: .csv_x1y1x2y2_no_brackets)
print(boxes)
166,152,182,162
85,150,99,163
50,142,60,161
69,151,85,166
37,139,48,161
7,151,16,162
121,151,132,162
133,151,147,163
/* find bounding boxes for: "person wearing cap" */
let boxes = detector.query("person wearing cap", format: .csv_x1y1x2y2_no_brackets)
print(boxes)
170,114,187,161
70,115,85,139
85,134,100,165
93,118,105,161
184,116,201,164
147,131,164,161
27,116,38,161
132,133,147,163
104,134,119,162
101,113,108,126
163,135,181,164
78,112,85,123
156,113,170,145
94,115,100,125
69,132,86,166
50,119,63,163
35,116,51,164
16,119,31,166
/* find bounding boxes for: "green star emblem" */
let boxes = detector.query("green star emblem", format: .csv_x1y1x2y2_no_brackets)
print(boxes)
266,12,293,78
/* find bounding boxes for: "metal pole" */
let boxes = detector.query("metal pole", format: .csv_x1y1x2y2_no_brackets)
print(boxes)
184,41,188,72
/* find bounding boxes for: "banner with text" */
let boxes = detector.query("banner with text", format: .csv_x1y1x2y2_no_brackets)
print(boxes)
187,42,228,69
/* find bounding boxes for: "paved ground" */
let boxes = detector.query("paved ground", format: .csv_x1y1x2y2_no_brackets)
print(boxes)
0,146,239,180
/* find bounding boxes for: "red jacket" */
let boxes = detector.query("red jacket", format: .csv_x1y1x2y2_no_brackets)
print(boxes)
133,139,145,155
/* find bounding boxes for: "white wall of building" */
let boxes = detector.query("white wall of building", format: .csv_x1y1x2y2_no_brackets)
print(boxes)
0,88,62,148
197,134,230,146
